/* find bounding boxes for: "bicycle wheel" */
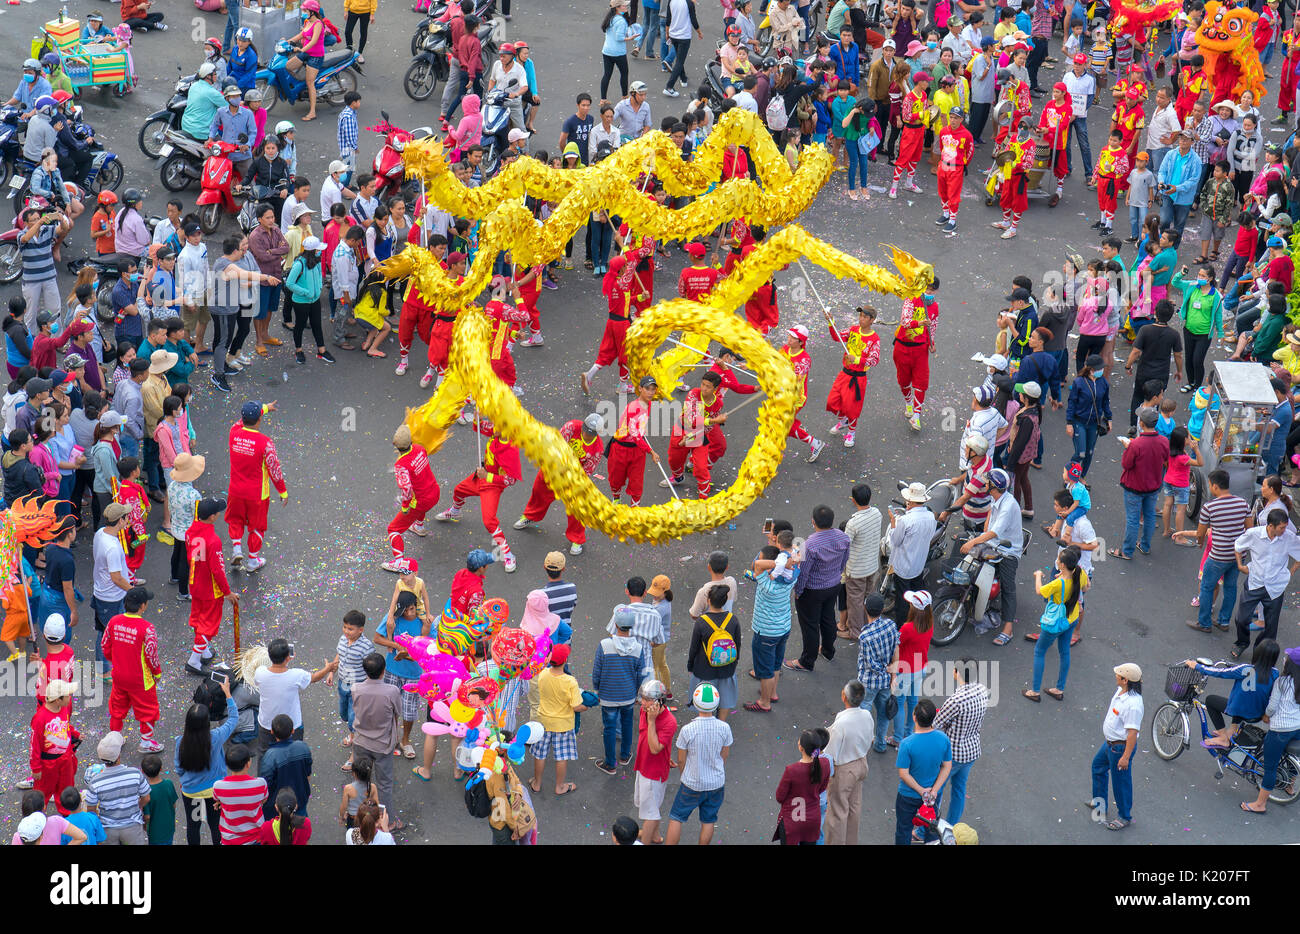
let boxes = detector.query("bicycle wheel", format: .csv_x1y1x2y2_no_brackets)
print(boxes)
1151,702,1190,760
1268,754,1300,805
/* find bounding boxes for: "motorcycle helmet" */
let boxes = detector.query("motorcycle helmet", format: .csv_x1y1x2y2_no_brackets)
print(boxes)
96,190,118,206
639,679,668,702
302,0,321,11
22,58,40,72
205,38,222,55
275,120,295,135
197,62,217,79
243,88,262,103
51,90,73,105
40,53,60,71
34,96,58,117
235,26,253,43
69,105,83,123
121,188,143,208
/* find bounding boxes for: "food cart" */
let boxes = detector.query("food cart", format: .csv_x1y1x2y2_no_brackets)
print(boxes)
1188,361,1279,516
35,13,135,97
244,1,305,65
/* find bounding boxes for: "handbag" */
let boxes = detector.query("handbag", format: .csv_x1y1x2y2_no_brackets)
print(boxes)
884,692,899,720
1089,378,1110,436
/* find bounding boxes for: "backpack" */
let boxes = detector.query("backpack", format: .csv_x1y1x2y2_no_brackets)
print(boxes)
702,612,738,667
765,94,789,132
464,777,492,819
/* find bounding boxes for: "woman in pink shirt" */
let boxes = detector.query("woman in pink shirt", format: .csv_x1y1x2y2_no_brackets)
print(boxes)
31,424,62,497
287,0,329,121
892,590,935,741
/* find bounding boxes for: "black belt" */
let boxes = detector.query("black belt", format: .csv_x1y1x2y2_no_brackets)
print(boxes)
842,367,867,401
904,122,923,129
1106,740,1127,749
893,337,925,347
608,313,630,322
611,438,638,448
842,367,867,377
40,750,65,760
434,313,456,322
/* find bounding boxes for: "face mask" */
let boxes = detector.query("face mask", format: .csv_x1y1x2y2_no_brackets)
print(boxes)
1198,278,1210,288
23,74,34,83
926,41,938,49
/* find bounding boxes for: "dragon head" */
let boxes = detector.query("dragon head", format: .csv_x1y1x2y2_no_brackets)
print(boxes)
1110,0,1184,42
1196,0,1258,51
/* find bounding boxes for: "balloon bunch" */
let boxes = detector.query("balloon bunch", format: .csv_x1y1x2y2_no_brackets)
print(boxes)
435,596,511,656
395,633,470,707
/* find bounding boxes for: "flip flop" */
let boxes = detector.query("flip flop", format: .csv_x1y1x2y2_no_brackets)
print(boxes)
528,779,542,793
993,632,1012,646
782,660,811,672
412,766,431,781
367,350,387,358
1240,802,1266,813
1107,548,1130,560
743,701,772,712
555,783,577,796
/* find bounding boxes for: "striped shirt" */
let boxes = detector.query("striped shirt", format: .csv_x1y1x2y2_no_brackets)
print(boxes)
543,579,578,622
335,633,375,690
676,715,733,792
83,764,149,828
213,774,268,845
844,507,882,578
1199,494,1250,562
752,567,797,636
19,225,56,285
606,601,663,646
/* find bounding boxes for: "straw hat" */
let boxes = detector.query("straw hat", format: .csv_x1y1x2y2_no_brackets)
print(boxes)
171,453,206,483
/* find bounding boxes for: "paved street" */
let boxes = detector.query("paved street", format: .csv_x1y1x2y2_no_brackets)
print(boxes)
0,0,1296,845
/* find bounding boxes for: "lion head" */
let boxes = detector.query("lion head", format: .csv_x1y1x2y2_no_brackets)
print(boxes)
1195,0,1258,52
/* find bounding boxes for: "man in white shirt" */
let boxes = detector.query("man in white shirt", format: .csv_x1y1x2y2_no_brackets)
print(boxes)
176,223,211,355
958,14,985,60
1093,662,1143,830
486,43,528,132
92,503,134,676
732,75,759,113
887,482,937,596
942,17,972,64
842,484,882,639
1144,86,1181,175
1062,54,1096,182
823,680,875,845
1232,512,1300,654
254,637,335,755
960,469,1022,644
280,177,312,234
320,159,354,219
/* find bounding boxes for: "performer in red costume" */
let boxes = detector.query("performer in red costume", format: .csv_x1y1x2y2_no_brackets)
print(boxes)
665,371,729,497
383,425,440,572
420,250,468,389
890,73,932,198
187,498,238,673
226,400,287,572
1037,84,1073,206
992,123,1036,240
582,240,654,395
1111,84,1146,166
514,412,605,555
781,326,825,462
707,346,759,397
513,261,545,344
484,279,531,388
824,306,881,448
101,586,163,751
892,277,939,432
1280,19,1300,123
29,680,78,813
113,459,149,580
934,107,975,234
436,420,523,573
606,375,662,505
395,233,446,377
678,241,722,304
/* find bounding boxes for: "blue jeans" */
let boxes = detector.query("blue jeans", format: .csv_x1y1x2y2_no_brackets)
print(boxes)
1198,557,1239,630
1091,741,1136,821
1121,488,1157,557
1032,622,1077,692
142,437,163,491
861,685,891,752
894,790,933,844
892,670,924,740
640,9,663,56
659,13,673,62
222,1,240,52
119,434,140,458
1070,420,1099,476
1160,199,1192,235
600,703,636,766
1128,204,1147,241
943,759,974,823
1261,728,1300,791
337,684,355,731
91,595,123,675
36,592,70,641
1047,349,1068,403
1069,117,1093,178
590,220,612,268
845,140,869,190
1147,146,1169,176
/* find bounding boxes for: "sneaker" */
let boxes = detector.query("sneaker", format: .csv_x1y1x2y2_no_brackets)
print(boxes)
905,401,914,418
1001,226,1018,239
888,186,898,199
542,278,558,291
935,215,949,226
943,219,957,234
396,358,409,376
844,431,855,448
139,739,164,754
594,760,618,775
177,592,191,601
419,368,436,388
318,350,336,364
381,559,407,573
617,380,635,394
502,551,517,573
513,515,534,530
990,220,1009,229
909,412,921,431
829,416,846,434
664,87,681,98
210,374,232,393
562,259,575,270
15,777,33,789
231,546,243,569
618,754,634,766
243,555,266,572
435,508,462,522
808,438,826,463
224,362,242,375
295,350,307,364
904,180,922,193
569,541,583,556
525,332,543,345
410,521,427,537
237,353,253,366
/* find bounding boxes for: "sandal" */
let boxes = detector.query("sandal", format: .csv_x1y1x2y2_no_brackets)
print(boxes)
993,631,1012,646
1070,635,1081,646
743,701,772,712
402,743,416,759
1240,802,1266,813
341,759,353,771
1107,547,1131,560
1104,817,1131,830
1045,688,1064,701
342,735,353,747
555,782,577,796
367,349,387,358
1193,255,1208,264
782,660,812,672
412,766,431,781
1022,689,1042,702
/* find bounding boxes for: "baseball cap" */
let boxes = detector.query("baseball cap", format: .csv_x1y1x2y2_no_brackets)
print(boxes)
99,411,126,429
986,353,1009,372
1268,235,1286,249
51,368,73,386
1016,380,1042,399
865,593,885,616
507,128,529,143
16,813,46,843
35,312,55,328
196,497,227,520
1005,287,1031,303
1135,150,1150,161
1073,52,1087,64
550,644,571,665
45,679,76,701
612,607,636,631
447,251,467,265
1139,408,1159,427
638,374,658,389
1114,662,1143,682
24,377,52,396
467,548,495,571
1066,461,1083,480
241,400,263,421
685,241,707,257
883,38,896,49
328,159,347,175
302,236,324,254
62,354,86,371
647,574,671,598
903,590,932,610
183,222,202,237
97,730,125,761
43,614,66,641
692,682,721,712
582,413,603,433
912,72,932,83
981,37,996,48
544,550,567,571
788,324,809,342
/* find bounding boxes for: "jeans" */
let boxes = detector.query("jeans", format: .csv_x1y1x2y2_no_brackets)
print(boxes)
445,69,482,124
995,553,1018,624
1121,488,1158,557
92,595,123,675
1198,557,1239,630
1160,199,1192,235
119,434,140,458
861,685,891,752
337,684,355,731
1032,622,1077,691
1069,117,1093,178
943,759,974,823
1091,741,1136,821
640,11,663,56
665,38,691,91
1148,146,1170,176
845,139,869,189
1070,420,1099,476
894,791,933,844
1260,728,1300,791
590,220,612,268
1128,204,1147,240
892,669,925,740
599,704,636,766
660,14,673,62
1047,349,1068,403
222,1,240,52
142,437,163,491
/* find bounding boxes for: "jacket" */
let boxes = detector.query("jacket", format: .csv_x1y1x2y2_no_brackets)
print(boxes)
590,635,650,705
1120,429,1169,493
112,378,145,440
285,256,323,304
174,697,239,795
142,374,169,435
2,450,43,503
259,738,313,817
1198,174,1236,224
228,421,287,502
344,0,378,12
1195,662,1277,720
866,55,893,101
1066,375,1112,424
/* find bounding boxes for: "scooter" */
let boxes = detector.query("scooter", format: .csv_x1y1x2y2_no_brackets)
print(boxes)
929,524,1033,646
157,129,210,192
404,18,451,101
139,69,194,159
369,111,432,204
254,39,362,113
478,79,518,179
0,107,29,190
877,479,955,617
196,139,248,234
409,0,497,57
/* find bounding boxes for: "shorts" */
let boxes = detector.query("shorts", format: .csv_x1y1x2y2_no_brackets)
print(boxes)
688,672,739,710
751,631,789,681
668,783,725,824
181,300,211,336
383,670,420,721
1198,215,1228,243
304,54,325,70
633,773,667,821
1162,481,1190,505
531,728,577,761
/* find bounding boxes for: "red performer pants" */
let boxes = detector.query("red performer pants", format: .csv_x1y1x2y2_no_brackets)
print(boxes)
745,298,779,334
451,476,509,546
125,541,145,575
1096,175,1119,220
787,405,813,444
1000,171,1028,225
668,436,714,497
491,350,517,387
1050,147,1068,187
936,168,963,217
226,495,270,556
35,752,77,813
109,685,159,741
398,297,434,356
388,502,434,559
522,474,587,544
893,340,930,409
704,426,726,466
190,595,223,655
893,124,925,182
826,368,868,429
594,316,631,380
426,315,457,374
607,439,647,505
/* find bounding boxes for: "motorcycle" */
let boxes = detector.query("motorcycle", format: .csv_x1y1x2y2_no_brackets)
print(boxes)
369,111,432,204
404,18,451,101
929,523,1033,646
877,480,955,617
757,0,823,56
9,112,123,205
409,0,497,57
478,78,519,179
0,107,29,191
157,129,210,192
254,39,362,113
139,69,194,159
196,139,248,234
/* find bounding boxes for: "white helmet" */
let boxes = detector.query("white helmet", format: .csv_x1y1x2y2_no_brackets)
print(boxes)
275,120,295,135
236,26,253,42
197,62,217,79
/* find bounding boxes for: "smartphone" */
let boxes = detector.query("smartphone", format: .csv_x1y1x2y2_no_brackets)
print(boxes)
287,643,296,657
762,517,774,534
210,671,229,685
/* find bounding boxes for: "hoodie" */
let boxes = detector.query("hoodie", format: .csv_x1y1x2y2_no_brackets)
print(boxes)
2,450,44,504
448,95,483,155
590,634,650,706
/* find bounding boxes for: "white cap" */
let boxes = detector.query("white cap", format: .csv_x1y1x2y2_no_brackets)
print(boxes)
582,413,604,433
16,813,46,842
882,38,896,49
903,590,932,610
302,236,324,252
507,128,530,143
328,159,347,175
291,203,315,220
43,613,66,641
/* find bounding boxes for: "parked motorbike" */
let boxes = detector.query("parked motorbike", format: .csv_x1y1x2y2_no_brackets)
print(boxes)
877,480,954,617
404,19,451,101
196,139,248,234
157,129,210,192
409,0,497,57
0,107,29,191
369,111,432,204
478,79,519,179
139,69,194,159
254,39,362,113
930,524,1033,646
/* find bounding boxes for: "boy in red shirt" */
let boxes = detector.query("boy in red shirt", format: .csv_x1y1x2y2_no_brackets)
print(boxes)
29,679,79,814
113,456,149,581
781,326,825,461
101,586,163,752
384,425,440,571
892,279,940,431
606,375,662,506
514,261,545,345
1092,129,1130,236
226,400,287,571
436,420,523,573
633,680,676,845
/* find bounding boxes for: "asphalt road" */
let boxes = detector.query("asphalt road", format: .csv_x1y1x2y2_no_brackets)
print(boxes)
0,0,1296,845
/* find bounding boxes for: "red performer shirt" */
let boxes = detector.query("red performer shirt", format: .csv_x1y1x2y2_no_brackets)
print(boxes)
780,346,812,406
484,298,529,360
603,250,649,318
395,443,439,511
615,398,654,452
482,437,521,486
708,361,758,394
36,644,75,708
560,419,603,474
937,125,975,170
902,86,929,125
674,387,726,447
1095,143,1130,180
830,324,882,370
513,264,542,308
677,264,723,302
1037,98,1072,151
29,704,78,774
228,422,287,502
1111,101,1145,147
449,568,485,616
100,612,161,693
187,519,232,602
895,296,938,348
117,479,148,543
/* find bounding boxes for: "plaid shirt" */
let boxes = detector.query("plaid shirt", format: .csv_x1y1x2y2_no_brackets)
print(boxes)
338,107,359,157
856,616,898,691
932,681,989,764
1188,115,1214,164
